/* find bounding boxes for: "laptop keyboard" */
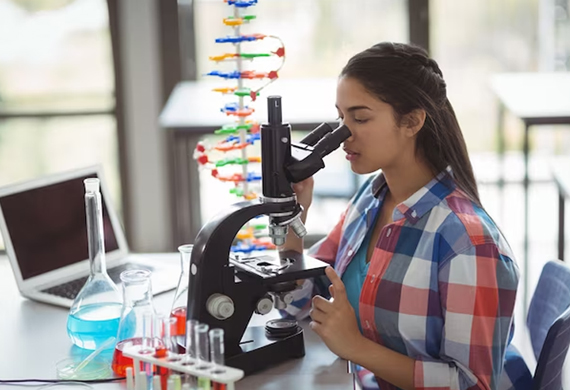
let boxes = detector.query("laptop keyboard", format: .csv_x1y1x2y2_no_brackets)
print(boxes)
41,263,154,300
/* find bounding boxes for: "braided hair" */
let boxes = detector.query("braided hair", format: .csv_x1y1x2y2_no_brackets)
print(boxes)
340,42,480,206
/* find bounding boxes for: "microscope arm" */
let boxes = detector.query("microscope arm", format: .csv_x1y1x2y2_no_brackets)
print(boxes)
184,95,352,374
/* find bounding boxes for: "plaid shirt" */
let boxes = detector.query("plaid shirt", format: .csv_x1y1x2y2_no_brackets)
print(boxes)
287,170,531,390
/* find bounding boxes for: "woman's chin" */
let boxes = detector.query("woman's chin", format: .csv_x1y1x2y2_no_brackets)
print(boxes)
350,163,376,175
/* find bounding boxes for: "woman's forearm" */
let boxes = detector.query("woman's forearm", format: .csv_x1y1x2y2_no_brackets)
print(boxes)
349,335,415,390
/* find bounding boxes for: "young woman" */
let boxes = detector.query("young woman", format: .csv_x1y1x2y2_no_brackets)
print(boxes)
281,42,531,390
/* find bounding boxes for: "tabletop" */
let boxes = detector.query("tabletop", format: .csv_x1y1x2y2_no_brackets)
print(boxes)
0,255,353,389
490,72,570,121
551,157,570,198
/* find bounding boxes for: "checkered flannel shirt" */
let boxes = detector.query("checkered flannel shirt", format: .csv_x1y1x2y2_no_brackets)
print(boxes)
286,169,530,390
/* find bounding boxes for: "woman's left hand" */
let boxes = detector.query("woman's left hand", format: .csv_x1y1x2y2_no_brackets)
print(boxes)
309,266,365,360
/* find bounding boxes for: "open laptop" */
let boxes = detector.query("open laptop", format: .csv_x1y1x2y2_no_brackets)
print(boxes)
0,165,180,308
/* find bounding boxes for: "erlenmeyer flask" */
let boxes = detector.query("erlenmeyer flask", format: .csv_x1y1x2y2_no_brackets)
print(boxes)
170,244,192,336
66,178,122,350
111,269,159,376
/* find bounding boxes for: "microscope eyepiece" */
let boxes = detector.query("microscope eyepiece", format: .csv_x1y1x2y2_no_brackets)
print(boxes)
314,123,352,158
267,96,282,125
299,123,334,146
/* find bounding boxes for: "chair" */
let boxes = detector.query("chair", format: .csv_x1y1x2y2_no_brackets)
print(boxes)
527,260,570,390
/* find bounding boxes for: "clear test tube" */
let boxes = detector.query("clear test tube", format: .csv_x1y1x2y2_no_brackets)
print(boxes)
157,316,179,389
209,329,226,390
154,315,168,359
155,316,178,358
126,367,134,390
153,375,162,390
185,319,199,360
140,312,155,380
183,319,199,389
165,317,179,355
170,374,182,390
195,323,211,390
141,312,155,354
137,371,149,390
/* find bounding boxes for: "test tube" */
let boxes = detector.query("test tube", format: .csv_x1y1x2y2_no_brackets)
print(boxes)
141,312,155,378
209,328,226,390
126,367,134,390
141,312,155,354
156,316,178,358
183,319,199,389
186,319,199,359
170,374,182,390
195,323,211,390
137,371,149,390
153,375,162,390
157,317,179,389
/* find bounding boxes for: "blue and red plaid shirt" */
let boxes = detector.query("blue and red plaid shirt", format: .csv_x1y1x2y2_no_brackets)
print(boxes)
285,169,532,390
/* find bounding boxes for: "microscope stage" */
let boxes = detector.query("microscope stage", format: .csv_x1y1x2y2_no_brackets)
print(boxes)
229,250,328,283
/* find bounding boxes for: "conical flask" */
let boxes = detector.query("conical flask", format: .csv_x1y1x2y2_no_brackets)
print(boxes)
170,244,192,336
112,269,159,376
66,178,122,350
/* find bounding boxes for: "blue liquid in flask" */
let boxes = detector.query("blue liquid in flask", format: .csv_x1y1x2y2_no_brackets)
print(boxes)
67,302,123,350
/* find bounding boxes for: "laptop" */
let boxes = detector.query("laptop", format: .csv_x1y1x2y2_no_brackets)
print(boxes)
0,165,180,308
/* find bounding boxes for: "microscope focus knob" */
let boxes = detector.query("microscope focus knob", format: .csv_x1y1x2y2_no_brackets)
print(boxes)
207,294,235,320
255,295,274,315
281,292,294,305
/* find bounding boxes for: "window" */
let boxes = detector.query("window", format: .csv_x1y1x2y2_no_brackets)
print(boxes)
0,0,119,249
431,0,540,153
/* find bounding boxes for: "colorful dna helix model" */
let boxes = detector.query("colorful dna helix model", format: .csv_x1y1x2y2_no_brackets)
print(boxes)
194,0,285,254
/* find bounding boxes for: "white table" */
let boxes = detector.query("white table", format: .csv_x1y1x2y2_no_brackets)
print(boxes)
0,255,352,389
551,158,570,261
490,72,570,309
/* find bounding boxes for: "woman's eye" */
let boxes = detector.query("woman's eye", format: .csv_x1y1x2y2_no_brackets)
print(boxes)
354,118,368,124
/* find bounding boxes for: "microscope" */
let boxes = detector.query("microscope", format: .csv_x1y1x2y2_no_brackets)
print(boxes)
186,95,351,375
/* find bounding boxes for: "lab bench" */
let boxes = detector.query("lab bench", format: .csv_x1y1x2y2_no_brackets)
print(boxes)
0,254,353,389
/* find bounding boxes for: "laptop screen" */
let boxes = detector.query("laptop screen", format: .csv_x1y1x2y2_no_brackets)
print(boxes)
0,174,120,280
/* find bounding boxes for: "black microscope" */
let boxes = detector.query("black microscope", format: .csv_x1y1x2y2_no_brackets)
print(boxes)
186,95,351,375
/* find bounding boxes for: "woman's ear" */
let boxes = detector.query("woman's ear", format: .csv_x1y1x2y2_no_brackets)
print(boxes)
402,109,426,137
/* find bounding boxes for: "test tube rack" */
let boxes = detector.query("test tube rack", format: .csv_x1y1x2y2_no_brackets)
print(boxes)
123,347,244,390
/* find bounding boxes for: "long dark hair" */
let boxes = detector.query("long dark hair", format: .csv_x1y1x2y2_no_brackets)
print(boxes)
340,42,480,206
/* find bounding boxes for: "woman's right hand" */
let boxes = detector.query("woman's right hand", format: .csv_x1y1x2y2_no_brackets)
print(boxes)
292,177,314,213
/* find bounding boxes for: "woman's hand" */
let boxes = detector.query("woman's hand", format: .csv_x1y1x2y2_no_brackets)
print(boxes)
292,177,314,213
309,267,365,361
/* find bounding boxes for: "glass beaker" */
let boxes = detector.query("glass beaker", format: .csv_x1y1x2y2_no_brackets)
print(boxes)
171,244,192,336
67,178,122,350
111,269,159,376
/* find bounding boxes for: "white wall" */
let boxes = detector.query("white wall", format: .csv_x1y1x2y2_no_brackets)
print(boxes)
118,0,171,252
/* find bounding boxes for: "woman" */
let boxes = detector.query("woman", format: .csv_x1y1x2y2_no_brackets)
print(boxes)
281,42,531,390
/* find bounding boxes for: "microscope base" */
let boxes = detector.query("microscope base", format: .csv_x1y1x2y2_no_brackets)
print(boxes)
226,325,305,375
